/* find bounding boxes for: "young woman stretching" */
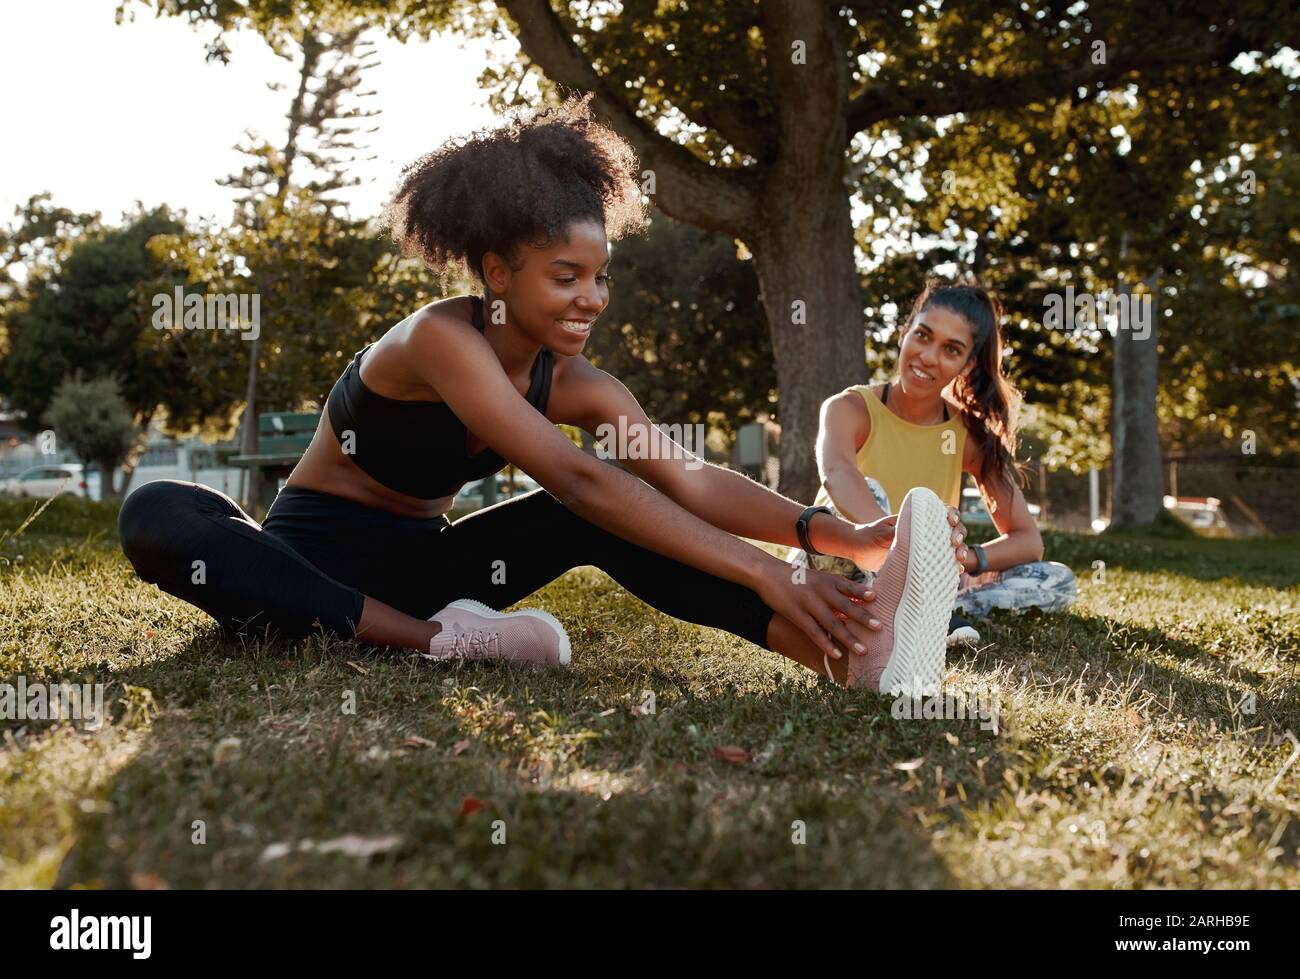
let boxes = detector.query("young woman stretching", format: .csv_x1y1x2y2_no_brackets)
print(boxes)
118,95,968,692
791,282,1077,630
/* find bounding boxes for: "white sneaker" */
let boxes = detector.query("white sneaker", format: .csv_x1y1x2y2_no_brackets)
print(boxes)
423,599,571,667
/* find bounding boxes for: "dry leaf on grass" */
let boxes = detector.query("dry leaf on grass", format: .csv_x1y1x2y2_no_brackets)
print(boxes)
259,834,402,863
713,745,751,764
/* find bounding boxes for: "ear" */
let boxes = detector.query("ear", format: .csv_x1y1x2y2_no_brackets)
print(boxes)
959,356,976,379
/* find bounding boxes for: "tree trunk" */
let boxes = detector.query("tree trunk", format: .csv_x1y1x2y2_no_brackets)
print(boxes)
240,333,263,514
112,458,138,499
236,30,318,515
502,0,864,502
749,184,866,503
91,458,118,500
111,408,155,499
1110,246,1164,527
741,1,861,504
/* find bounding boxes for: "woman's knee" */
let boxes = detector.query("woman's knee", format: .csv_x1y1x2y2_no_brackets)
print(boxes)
118,480,218,578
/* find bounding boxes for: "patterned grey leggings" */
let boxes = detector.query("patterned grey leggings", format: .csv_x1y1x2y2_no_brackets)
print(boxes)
787,480,1077,617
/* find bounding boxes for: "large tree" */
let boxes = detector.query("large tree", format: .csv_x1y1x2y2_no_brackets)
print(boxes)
588,207,776,438
123,0,1293,504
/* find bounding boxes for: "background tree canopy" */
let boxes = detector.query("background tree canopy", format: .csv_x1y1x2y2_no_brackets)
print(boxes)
0,2,1293,522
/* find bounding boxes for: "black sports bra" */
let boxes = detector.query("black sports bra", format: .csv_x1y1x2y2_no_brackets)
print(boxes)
882,381,950,421
324,295,554,500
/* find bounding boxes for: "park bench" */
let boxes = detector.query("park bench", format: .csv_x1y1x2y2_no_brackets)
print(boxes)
227,411,320,513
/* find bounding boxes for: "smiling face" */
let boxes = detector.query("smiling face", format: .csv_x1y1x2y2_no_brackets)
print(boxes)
482,217,611,353
896,304,977,397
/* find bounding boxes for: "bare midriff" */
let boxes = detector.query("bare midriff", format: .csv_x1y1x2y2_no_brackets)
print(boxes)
284,411,460,519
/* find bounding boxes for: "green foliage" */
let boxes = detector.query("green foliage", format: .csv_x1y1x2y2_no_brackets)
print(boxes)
586,209,775,436
862,50,1299,467
0,206,184,430
139,193,426,427
43,375,139,495
108,0,1300,479
0,193,102,309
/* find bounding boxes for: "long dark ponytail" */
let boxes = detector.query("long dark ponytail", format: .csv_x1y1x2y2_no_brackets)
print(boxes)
903,280,1023,502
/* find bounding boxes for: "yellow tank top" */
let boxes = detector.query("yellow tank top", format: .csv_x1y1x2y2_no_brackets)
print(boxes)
814,384,967,512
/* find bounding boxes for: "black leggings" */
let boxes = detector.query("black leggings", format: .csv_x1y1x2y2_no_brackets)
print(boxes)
117,480,777,650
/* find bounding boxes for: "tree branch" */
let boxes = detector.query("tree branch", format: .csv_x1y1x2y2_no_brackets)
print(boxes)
497,0,761,238
844,30,1249,139
758,0,846,173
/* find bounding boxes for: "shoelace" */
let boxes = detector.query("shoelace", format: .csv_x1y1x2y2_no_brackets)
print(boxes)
431,626,502,660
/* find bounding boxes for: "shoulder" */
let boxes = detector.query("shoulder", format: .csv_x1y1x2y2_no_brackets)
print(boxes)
822,385,877,429
403,296,491,361
824,384,878,412
550,350,607,391
547,352,627,427
408,295,477,339
820,385,874,449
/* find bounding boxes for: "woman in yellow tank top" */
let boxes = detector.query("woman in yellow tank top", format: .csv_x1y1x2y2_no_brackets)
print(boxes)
791,281,1076,631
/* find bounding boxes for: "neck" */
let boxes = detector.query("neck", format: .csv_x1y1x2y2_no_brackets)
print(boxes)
481,288,543,378
888,377,947,425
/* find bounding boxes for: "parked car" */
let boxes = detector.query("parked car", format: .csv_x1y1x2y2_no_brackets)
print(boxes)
453,472,542,511
958,485,1041,526
1164,495,1232,538
3,464,91,498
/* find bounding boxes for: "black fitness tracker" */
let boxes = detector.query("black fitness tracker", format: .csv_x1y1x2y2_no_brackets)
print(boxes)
972,543,989,574
796,505,833,556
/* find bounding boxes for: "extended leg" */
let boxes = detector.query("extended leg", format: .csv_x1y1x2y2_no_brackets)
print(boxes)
118,479,440,651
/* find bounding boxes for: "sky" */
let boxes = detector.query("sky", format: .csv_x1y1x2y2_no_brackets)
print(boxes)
0,0,515,228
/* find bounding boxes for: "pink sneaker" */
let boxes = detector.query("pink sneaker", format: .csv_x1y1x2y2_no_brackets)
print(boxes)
423,599,571,667
844,487,959,696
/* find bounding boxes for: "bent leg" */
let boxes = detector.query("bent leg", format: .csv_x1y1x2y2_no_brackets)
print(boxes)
955,560,1078,617
118,479,366,640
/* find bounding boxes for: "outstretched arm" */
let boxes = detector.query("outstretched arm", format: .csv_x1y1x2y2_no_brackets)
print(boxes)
816,390,887,524
409,315,879,663
560,362,902,572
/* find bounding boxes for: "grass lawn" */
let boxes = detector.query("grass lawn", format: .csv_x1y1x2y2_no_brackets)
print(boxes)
1,494,1297,889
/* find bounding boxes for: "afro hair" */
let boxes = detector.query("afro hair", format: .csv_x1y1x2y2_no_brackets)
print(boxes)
380,91,648,290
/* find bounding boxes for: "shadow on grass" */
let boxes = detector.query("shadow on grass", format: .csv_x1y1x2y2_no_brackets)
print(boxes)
47,628,967,888
30,606,1300,888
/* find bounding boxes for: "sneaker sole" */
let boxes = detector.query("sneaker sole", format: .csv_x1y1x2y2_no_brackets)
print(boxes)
877,488,959,697
947,626,981,647
444,598,572,667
